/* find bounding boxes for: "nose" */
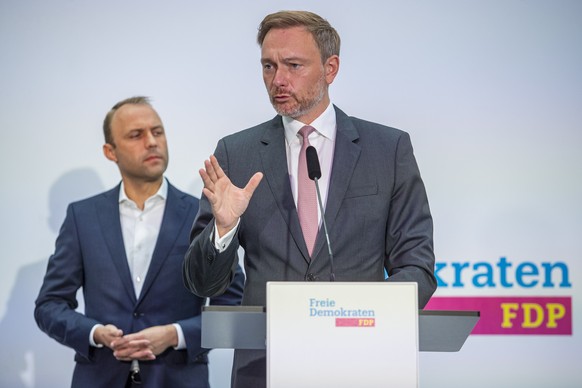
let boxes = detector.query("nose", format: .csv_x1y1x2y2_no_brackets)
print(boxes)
272,67,289,88
144,131,158,148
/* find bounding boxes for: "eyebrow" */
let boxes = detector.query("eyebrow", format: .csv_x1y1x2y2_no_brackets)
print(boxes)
261,56,305,64
127,125,164,133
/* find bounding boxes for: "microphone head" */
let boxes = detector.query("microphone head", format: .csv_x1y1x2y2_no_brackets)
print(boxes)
306,146,322,180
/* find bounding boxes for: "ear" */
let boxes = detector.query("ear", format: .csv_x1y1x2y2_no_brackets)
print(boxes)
103,143,117,163
324,55,340,85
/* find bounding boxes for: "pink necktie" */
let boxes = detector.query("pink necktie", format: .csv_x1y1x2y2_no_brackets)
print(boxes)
297,125,318,256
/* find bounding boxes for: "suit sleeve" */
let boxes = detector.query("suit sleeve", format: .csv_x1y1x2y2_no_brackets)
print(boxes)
34,204,100,360
183,139,243,298
208,263,245,305
179,246,244,362
384,132,437,308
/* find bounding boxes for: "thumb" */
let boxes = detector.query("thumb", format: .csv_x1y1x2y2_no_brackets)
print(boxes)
105,324,123,337
244,172,263,196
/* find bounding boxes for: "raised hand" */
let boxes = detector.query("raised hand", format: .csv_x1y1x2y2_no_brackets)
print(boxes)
200,155,263,237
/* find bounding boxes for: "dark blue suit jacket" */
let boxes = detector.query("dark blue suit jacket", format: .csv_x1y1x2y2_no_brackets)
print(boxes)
35,181,244,388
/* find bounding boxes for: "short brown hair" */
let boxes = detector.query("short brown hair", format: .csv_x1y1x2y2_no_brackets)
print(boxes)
103,96,151,145
257,10,340,63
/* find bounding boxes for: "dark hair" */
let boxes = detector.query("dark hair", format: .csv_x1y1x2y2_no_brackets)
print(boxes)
103,96,151,145
257,10,340,63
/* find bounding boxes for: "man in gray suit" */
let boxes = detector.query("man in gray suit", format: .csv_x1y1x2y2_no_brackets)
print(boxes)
183,10,436,387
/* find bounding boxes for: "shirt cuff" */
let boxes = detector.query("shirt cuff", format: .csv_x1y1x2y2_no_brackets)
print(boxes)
212,219,240,252
89,324,104,347
173,323,186,350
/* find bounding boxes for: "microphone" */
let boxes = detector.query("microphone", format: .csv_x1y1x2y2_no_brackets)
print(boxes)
306,146,335,281
306,146,321,180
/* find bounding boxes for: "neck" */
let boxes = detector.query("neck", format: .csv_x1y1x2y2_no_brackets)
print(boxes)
122,177,163,210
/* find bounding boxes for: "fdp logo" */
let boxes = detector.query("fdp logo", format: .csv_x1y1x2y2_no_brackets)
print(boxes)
426,257,573,335
427,296,571,334
336,318,376,327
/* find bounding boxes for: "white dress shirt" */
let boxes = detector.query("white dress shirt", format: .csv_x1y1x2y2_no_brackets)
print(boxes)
119,179,166,298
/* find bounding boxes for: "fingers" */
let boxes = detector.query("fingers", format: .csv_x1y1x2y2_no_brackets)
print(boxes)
111,333,147,350
199,155,226,195
105,324,123,337
199,168,212,189
203,158,218,183
118,332,147,343
112,337,155,361
94,325,123,348
114,348,156,362
209,155,226,178
202,155,225,183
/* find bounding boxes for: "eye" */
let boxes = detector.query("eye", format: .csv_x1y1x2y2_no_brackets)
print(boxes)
263,63,273,71
153,128,164,136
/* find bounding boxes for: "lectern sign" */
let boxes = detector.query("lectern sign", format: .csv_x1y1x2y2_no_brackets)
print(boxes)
267,282,419,388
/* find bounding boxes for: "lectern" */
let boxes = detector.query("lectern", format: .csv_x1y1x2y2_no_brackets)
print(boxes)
202,282,478,388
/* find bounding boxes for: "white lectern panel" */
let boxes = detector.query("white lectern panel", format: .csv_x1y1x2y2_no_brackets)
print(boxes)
267,282,419,388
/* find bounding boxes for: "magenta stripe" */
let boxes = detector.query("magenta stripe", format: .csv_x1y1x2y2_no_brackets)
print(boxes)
426,296,572,335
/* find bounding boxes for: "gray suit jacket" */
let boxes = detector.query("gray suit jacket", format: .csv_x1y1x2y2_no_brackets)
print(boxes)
184,106,436,387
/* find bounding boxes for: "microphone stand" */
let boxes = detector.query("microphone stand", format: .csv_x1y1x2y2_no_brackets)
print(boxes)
313,177,335,282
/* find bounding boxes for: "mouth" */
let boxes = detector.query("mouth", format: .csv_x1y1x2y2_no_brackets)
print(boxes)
271,87,293,101
273,94,291,103
144,155,163,163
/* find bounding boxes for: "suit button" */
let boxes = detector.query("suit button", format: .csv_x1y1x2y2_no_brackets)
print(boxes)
306,273,316,281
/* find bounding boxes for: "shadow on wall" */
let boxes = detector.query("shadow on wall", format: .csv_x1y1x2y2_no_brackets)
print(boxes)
0,168,104,388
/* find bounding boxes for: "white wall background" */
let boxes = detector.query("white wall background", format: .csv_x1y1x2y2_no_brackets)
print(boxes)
1,1,580,387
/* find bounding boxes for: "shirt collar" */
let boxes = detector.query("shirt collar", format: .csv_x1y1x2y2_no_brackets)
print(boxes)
119,177,168,205
283,102,337,145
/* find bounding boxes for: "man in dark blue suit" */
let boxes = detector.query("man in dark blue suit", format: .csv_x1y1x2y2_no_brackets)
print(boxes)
184,11,436,387
35,96,245,387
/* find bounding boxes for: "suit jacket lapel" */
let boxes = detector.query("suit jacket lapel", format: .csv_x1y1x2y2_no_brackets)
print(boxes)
312,107,361,258
259,117,311,261
138,183,189,302
97,185,136,303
